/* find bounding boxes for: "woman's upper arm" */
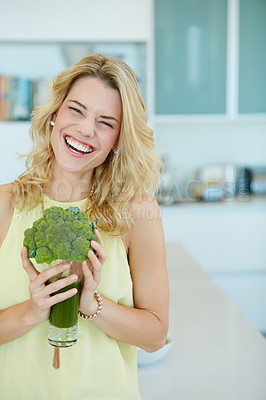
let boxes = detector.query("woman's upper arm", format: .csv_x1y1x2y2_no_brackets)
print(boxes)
0,184,14,247
128,195,169,328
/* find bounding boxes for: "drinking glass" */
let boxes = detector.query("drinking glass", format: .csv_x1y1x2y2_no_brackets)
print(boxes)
48,261,83,348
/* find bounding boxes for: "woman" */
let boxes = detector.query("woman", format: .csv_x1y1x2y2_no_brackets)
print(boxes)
0,54,169,400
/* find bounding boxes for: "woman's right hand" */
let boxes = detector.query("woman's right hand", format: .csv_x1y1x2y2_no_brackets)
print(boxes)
21,247,78,326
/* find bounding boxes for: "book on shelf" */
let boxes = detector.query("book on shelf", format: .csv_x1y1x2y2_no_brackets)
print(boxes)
0,76,53,121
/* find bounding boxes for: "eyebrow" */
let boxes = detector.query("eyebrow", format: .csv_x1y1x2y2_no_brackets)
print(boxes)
69,100,119,123
69,100,87,110
100,115,119,123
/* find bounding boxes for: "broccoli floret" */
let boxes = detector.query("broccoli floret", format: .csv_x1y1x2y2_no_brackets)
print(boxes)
23,206,98,264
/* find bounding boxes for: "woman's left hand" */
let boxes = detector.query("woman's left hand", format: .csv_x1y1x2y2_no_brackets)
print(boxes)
79,229,107,315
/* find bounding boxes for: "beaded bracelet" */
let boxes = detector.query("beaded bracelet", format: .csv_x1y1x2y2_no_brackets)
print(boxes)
78,291,103,320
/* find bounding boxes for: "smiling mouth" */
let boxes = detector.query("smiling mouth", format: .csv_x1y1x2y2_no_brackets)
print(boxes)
64,135,94,155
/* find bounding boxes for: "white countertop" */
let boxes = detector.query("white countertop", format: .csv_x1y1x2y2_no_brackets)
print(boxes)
138,244,266,400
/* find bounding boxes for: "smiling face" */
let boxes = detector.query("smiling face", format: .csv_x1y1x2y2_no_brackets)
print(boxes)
50,76,122,180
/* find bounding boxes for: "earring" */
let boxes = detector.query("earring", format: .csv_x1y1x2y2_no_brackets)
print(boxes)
50,121,55,126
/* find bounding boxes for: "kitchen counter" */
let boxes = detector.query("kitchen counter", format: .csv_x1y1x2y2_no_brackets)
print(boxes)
159,200,266,273
158,203,266,333
138,243,266,400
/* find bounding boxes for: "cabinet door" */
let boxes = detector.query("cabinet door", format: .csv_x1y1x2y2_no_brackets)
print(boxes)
155,0,227,115
239,0,266,113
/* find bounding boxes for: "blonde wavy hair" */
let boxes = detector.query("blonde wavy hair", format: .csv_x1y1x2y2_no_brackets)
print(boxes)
13,53,162,236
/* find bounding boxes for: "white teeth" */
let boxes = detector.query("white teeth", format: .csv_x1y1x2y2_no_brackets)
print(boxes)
65,136,92,154
70,147,81,154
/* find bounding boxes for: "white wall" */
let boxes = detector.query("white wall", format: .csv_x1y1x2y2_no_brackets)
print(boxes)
0,123,31,184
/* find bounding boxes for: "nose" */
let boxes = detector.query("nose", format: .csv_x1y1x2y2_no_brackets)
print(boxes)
76,115,95,137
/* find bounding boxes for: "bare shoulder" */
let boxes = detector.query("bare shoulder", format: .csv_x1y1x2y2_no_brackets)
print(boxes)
130,192,161,222
0,183,14,247
123,193,164,251
0,183,13,211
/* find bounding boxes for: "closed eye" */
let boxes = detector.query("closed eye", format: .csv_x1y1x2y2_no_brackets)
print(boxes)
99,121,113,128
69,106,83,115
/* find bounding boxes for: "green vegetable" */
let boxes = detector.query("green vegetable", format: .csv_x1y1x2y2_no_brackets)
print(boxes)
23,206,98,264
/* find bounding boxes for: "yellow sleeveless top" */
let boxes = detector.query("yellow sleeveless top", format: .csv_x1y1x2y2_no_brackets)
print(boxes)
0,196,141,400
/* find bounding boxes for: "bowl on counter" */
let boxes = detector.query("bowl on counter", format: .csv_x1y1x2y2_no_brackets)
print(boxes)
137,337,173,367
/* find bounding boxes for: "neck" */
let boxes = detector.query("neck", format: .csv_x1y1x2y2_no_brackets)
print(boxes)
44,169,94,202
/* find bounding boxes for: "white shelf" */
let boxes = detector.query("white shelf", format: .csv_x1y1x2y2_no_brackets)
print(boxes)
0,0,153,42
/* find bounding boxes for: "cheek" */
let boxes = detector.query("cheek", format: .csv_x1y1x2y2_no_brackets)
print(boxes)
50,129,62,155
50,130,57,151
107,132,120,149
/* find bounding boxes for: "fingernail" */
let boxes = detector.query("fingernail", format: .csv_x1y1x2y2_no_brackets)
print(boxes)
70,274,78,281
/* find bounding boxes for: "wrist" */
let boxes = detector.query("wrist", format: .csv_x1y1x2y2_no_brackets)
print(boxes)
79,291,103,320
22,301,41,328
23,300,49,328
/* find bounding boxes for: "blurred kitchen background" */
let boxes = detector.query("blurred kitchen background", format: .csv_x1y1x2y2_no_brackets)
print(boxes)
0,0,265,336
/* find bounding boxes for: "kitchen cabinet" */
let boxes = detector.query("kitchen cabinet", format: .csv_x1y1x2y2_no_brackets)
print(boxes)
155,0,266,117
239,0,266,113
160,198,266,333
155,0,227,115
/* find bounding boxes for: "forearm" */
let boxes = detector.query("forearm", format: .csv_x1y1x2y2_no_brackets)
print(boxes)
87,296,168,352
0,301,38,345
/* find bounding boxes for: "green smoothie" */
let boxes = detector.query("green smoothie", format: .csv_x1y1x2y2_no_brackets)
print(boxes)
49,280,82,329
